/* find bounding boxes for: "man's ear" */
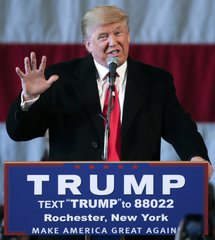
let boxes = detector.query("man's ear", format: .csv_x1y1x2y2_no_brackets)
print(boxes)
84,40,92,53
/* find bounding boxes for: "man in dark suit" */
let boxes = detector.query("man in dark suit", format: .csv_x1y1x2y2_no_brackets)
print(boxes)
6,5,213,240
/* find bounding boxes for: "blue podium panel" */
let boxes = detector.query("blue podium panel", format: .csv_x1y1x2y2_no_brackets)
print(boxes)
4,161,208,236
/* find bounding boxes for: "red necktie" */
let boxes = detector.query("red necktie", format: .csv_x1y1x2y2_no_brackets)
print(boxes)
103,85,121,161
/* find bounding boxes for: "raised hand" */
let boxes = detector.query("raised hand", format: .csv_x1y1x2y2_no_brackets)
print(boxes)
16,52,59,101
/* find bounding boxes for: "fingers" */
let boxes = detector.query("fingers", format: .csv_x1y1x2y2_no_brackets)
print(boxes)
16,52,47,76
208,163,214,179
25,52,39,72
190,157,214,180
15,67,25,79
30,52,37,70
47,75,59,86
24,56,31,74
38,55,47,73
15,52,54,96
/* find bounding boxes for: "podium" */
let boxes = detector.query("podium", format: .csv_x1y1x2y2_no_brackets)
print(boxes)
4,161,208,237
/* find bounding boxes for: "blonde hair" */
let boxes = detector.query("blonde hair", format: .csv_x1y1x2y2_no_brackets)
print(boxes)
81,5,129,41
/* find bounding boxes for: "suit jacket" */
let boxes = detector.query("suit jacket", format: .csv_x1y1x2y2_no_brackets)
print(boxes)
6,55,209,161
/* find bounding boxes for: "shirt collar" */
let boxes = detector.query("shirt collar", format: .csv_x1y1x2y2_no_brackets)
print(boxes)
94,59,127,82
94,60,109,81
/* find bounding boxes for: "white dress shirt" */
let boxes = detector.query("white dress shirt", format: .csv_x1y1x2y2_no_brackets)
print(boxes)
94,59,127,122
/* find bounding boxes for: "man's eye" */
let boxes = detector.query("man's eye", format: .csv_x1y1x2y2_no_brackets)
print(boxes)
98,34,108,40
115,31,122,36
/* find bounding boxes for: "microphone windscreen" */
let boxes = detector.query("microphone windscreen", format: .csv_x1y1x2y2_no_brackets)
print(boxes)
107,57,119,74
107,57,119,67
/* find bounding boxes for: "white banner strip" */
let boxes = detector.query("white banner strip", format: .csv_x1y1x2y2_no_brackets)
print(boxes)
0,0,214,43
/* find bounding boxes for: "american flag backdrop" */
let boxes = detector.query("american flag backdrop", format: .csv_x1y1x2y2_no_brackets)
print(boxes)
0,0,215,203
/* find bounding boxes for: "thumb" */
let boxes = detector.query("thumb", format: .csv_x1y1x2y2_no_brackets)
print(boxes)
47,74,59,86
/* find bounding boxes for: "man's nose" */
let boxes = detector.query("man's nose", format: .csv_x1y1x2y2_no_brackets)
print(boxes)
108,34,117,47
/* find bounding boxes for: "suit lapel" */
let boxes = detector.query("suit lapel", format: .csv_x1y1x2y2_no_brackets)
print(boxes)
69,56,149,147
72,55,104,141
122,59,149,140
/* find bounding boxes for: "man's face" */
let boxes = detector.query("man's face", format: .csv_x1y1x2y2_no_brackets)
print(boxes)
85,21,130,67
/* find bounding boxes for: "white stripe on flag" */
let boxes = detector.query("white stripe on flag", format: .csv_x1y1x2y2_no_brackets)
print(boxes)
0,123,47,204
0,0,214,43
161,123,215,185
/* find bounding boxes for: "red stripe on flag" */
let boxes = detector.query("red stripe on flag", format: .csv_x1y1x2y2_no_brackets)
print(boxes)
129,44,215,122
0,44,87,122
1,44,215,122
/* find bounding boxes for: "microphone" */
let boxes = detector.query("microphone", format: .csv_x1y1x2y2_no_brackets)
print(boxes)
107,57,119,89
107,56,119,74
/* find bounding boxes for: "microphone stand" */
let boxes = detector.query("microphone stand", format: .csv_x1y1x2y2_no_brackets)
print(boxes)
102,73,116,161
90,68,123,239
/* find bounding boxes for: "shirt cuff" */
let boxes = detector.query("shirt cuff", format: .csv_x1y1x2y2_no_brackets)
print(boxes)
20,92,40,111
